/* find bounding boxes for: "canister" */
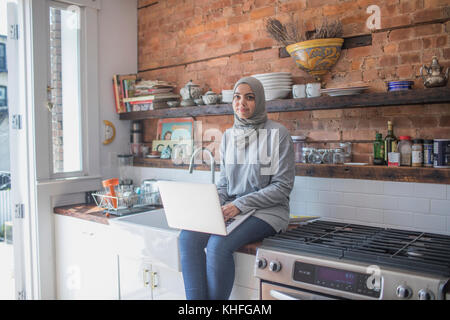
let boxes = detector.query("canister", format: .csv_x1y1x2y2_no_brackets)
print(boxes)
433,139,450,168
292,136,306,163
423,139,434,167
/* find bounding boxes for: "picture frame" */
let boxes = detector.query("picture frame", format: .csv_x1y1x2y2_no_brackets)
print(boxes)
156,117,194,141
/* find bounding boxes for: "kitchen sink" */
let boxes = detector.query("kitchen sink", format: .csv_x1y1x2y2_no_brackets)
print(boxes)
109,208,181,271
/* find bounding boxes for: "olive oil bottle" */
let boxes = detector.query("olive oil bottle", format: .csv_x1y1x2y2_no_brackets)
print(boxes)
373,133,385,165
384,121,397,163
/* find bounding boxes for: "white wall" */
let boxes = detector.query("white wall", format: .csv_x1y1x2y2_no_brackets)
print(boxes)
131,166,450,235
97,0,137,179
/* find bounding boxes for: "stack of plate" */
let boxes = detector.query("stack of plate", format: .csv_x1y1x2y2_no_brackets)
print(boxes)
251,72,293,101
321,86,369,96
387,81,414,91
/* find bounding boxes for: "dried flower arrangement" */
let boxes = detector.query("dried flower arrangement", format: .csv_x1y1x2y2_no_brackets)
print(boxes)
264,17,343,47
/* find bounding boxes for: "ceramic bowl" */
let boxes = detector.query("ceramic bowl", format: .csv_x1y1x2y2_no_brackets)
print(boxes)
167,101,180,108
194,98,205,105
286,38,344,78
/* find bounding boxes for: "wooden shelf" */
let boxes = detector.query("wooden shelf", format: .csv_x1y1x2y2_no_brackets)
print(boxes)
119,87,450,120
133,158,450,184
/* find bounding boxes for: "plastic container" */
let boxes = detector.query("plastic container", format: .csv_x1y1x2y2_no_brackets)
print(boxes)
398,136,412,166
292,136,306,163
412,139,423,167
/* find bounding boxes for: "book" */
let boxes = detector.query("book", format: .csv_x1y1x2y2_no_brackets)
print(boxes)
123,93,181,103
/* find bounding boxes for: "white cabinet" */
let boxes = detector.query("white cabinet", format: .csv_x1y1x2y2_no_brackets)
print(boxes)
117,255,185,300
54,215,119,299
230,253,259,300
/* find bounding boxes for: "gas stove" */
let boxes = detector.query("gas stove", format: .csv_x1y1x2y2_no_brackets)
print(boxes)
254,220,450,300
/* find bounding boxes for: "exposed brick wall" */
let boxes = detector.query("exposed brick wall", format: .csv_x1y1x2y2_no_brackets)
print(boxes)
137,0,450,163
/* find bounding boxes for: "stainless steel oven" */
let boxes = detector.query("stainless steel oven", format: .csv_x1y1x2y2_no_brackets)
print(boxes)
254,220,450,300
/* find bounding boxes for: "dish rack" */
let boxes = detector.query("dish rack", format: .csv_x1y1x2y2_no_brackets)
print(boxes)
91,189,161,216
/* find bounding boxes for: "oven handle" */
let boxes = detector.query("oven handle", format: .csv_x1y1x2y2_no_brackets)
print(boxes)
269,289,336,300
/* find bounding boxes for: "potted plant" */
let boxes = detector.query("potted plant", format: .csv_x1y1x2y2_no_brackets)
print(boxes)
265,17,344,80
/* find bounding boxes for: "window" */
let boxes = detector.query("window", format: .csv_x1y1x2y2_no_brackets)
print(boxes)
48,3,82,174
0,43,6,72
0,86,6,107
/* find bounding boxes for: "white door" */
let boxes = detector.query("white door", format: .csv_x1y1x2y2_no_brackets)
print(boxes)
7,0,38,300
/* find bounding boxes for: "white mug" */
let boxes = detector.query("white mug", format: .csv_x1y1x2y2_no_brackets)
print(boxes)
292,84,306,99
306,83,321,98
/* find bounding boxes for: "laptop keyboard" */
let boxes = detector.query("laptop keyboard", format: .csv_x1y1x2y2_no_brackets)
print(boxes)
225,218,236,227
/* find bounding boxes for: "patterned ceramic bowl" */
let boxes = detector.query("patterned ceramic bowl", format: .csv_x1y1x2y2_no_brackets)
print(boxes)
286,38,344,79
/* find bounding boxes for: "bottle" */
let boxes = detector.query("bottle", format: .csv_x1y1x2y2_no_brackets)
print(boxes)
398,136,412,166
373,133,385,165
384,121,397,163
412,139,423,167
423,139,434,167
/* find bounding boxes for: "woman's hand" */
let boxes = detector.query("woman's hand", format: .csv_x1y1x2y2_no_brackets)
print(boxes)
221,203,241,221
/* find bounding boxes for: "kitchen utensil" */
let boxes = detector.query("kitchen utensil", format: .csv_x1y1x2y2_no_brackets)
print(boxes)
117,154,133,185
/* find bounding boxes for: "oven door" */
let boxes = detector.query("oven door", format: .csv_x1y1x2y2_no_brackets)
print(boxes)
261,281,339,300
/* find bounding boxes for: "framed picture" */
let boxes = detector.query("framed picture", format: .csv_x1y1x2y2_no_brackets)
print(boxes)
0,86,7,107
157,117,194,141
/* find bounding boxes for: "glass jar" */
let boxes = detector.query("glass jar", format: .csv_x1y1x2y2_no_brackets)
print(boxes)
308,148,322,164
398,136,412,166
340,142,352,162
333,148,345,164
412,139,423,167
292,136,306,163
302,147,311,163
322,149,334,164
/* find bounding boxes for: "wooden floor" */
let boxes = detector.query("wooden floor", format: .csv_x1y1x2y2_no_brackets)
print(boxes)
0,241,15,300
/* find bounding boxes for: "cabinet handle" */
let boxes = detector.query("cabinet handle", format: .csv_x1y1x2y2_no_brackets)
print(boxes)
143,268,150,287
151,272,158,289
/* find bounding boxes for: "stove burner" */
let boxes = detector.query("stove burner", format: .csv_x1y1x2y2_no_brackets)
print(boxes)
262,220,450,276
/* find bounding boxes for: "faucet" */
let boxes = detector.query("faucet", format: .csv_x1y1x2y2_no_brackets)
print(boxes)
189,147,216,184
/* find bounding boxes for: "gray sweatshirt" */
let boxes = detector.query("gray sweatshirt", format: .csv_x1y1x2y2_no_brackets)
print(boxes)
216,120,295,233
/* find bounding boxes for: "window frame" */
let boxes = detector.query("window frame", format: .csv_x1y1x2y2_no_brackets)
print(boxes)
0,42,6,72
0,85,7,107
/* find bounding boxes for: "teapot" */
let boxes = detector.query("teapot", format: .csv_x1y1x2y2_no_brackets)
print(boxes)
420,56,449,88
180,80,202,107
201,90,222,105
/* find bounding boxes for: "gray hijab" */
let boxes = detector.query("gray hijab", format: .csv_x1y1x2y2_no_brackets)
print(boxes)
232,77,268,148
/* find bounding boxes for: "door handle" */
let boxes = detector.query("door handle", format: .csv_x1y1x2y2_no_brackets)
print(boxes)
269,289,300,300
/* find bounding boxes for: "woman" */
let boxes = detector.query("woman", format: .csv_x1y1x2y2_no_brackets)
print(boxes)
178,76,295,300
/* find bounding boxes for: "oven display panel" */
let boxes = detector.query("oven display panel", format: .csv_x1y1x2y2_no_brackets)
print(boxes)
293,261,380,298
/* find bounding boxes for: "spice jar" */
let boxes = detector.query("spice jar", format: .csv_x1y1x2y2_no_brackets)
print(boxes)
292,136,306,163
398,136,412,166
423,139,434,167
308,148,322,164
412,139,423,167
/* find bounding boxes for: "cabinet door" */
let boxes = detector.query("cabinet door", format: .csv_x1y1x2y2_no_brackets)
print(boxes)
54,215,118,299
117,255,152,300
151,263,185,300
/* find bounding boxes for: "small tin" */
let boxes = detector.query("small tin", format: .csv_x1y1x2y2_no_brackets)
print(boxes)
423,139,434,167
433,139,450,168
388,152,400,167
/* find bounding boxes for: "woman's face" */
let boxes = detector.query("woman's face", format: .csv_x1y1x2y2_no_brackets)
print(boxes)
232,83,256,119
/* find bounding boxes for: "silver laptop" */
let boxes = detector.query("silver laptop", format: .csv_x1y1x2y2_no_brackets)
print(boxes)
157,181,253,236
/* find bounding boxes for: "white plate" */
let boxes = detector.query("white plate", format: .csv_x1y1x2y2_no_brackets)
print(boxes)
259,79,293,86
344,162,369,166
251,72,292,78
321,86,369,96
146,155,161,159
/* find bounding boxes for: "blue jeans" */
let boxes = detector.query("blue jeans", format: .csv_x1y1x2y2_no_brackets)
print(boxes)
179,216,276,300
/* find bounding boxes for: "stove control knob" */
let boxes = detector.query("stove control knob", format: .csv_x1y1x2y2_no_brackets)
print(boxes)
255,258,267,269
396,285,412,299
418,289,434,300
269,261,282,272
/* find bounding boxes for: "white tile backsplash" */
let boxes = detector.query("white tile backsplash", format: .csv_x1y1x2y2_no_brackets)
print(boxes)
398,197,430,214
133,167,450,235
430,199,450,216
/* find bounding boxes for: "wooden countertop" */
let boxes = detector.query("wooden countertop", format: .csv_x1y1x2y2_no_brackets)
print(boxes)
53,203,262,255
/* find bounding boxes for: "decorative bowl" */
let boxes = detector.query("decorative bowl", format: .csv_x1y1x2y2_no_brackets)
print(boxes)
286,38,344,79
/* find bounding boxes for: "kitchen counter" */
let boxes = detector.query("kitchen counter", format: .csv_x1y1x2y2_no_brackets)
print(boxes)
53,203,261,255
